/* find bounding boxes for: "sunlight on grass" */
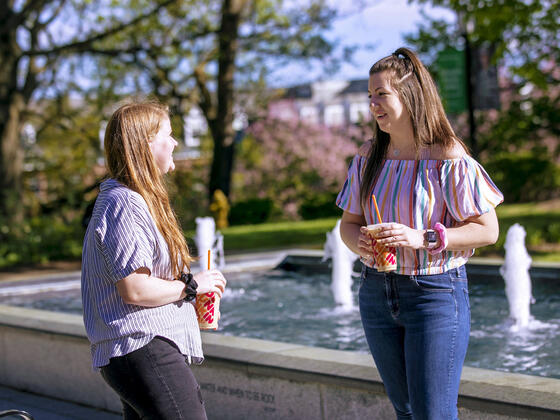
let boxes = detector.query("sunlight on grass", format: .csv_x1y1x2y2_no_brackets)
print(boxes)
185,202,560,262
496,201,560,218
221,218,339,250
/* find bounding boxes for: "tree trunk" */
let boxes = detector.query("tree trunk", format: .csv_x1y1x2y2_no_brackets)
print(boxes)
464,32,478,159
0,96,25,222
208,0,246,200
0,10,24,223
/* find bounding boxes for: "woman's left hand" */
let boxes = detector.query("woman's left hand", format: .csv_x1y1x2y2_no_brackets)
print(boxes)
373,223,424,250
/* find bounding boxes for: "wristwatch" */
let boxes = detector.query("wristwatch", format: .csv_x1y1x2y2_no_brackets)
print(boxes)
426,223,449,255
424,229,438,249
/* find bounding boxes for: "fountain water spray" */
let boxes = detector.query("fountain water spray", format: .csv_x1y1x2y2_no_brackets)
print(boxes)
500,223,533,331
195,217,225,272
323,220,359,308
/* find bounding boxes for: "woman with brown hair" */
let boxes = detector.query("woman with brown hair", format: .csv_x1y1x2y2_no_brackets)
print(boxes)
81,101,226,419
337,48,503,419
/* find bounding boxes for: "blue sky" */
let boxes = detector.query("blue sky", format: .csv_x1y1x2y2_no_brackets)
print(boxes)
275,0,456,86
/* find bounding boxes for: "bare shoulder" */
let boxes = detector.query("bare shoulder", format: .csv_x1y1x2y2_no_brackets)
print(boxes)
430,139,467,160
358,140,373,157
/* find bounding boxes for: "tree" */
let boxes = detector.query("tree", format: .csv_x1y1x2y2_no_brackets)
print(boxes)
234,113,360,219
406,0,560,201
0,0,176,223
408,0,559,86
2,0,355,226
406,0,559,150
87,0,347,201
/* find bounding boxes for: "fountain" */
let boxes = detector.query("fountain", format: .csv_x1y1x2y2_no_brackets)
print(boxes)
194,217,225,271
500,223,534,331
3,238,560,378
323,219,359,308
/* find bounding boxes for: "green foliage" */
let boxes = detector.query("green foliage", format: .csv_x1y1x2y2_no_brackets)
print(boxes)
477,203,560,261
2,0,348,228
299,192,342,220
85,0,349,203
229,198,275,226
0,94,106,268
478,96,560,157
498,215,560,248
407,0,560,92
411,0,559,75
23,96,104,218
407,0,559,204
167,162,210,231
0,216,84,268
484,152,560,202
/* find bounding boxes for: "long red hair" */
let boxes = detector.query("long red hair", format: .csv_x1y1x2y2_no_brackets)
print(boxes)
104,101,194,277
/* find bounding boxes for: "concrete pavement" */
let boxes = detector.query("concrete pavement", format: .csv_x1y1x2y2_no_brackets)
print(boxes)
0,386,119,420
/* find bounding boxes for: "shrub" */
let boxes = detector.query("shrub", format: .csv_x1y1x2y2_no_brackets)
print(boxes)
299,192,342,220
0,215,83,267
484,152,560,203
229,198,274,225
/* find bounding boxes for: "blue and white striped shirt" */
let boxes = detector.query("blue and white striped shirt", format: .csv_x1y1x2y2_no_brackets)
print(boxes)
81,179,203,369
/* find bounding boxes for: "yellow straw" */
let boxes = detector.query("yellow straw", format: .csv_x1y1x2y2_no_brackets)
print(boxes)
372,194,383,223
207,249,211,270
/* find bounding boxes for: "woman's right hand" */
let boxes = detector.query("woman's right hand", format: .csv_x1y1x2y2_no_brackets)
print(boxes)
358,226,375,259
193,269,227,298
340,211,371,257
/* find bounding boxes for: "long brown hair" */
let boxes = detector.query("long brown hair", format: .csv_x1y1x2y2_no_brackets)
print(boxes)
359,47,467,205
104,101,194,277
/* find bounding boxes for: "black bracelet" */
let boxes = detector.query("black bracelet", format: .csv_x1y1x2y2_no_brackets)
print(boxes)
178,272,198,302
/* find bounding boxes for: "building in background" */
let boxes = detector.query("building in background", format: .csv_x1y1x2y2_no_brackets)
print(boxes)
170,78,371,161
270,79,370,127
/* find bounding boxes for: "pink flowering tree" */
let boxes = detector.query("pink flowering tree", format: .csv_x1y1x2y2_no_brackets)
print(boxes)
233,111,365,220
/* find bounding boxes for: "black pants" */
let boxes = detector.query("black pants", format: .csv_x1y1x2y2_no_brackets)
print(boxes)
100,336,207,420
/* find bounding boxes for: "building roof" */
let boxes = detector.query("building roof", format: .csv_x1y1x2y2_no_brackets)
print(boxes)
338,79,368,95
284,83,313,99
282,79,369,100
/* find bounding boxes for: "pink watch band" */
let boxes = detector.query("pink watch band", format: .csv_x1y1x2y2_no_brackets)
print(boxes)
428,222,448,255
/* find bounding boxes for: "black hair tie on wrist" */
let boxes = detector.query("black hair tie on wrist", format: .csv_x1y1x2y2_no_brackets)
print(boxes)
179,272,198,302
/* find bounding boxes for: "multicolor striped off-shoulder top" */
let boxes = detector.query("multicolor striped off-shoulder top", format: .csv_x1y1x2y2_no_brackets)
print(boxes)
336,154,504,275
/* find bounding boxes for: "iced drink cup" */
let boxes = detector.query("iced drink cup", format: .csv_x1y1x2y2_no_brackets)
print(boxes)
196,292,220,330
366,223,397,272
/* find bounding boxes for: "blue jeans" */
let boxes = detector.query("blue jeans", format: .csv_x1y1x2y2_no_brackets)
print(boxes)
359,265,470,420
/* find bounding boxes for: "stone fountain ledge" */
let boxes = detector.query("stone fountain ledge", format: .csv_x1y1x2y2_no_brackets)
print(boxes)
1,250,559,419
1,304,560,419
1,248,558,287
0,250,298,293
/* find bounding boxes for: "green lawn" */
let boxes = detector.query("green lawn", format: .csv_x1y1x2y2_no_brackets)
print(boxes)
187,201,560,262
187,218,340,252
491,201,560,262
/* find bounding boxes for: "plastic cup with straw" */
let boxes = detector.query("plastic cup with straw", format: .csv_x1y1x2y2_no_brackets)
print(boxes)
195,249,220,330
366,194,397,272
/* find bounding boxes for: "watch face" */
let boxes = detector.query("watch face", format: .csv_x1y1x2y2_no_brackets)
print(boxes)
427,230,437,244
